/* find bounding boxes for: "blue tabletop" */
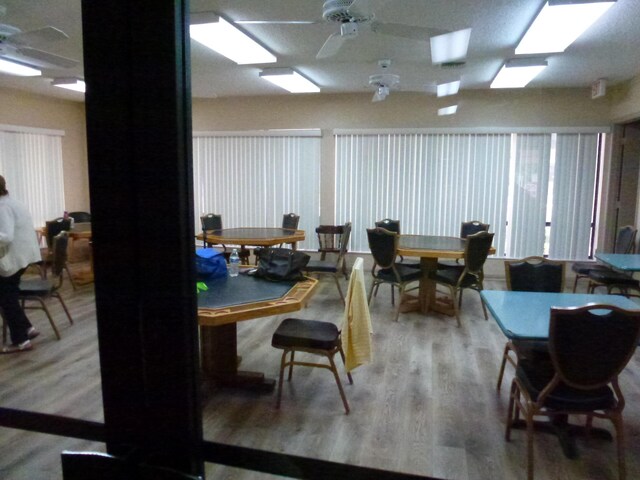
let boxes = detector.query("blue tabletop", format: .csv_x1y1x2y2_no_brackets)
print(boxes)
481,290,640,340
594,253,640,272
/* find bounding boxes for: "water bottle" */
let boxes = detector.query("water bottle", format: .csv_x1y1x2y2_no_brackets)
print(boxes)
229,249,240,277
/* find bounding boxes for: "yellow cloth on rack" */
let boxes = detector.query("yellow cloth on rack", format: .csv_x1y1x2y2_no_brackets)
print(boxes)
341,257,373,372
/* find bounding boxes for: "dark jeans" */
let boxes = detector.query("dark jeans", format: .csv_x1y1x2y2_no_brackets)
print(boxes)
0,268,32,344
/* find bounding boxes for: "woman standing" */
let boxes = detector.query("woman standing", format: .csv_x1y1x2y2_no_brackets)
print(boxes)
0,175,42,353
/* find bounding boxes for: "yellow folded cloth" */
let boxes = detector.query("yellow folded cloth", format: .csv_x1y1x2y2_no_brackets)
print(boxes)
341,257,373,372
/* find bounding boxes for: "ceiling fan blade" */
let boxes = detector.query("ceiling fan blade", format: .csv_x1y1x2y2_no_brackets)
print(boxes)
8,26,69,46
316,32,346,59
348,0,372,19
15,46,78,69
234,20,319,25
371,22,448,40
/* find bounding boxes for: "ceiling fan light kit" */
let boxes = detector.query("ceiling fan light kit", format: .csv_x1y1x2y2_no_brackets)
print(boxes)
190,12,276,65
515,0,616,55
259,68,320,93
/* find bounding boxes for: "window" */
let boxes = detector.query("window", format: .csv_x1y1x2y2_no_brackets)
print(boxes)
335,130,604,260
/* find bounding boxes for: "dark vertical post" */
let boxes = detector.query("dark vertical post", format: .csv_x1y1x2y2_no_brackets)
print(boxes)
81,0,202,476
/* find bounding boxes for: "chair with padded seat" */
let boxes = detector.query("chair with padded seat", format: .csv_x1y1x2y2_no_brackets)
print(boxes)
572,225,636,292
505,304,640,480
428,231,494,326
271,258,371,414
437,220,490,270
19,231,74,340
282,212,300,230
496,256,565,391
373,218,419,267
366,227,422,322
304,222,351,303
315,224,350,278
68,211,92,223
43,217,76,290
199,213,250,264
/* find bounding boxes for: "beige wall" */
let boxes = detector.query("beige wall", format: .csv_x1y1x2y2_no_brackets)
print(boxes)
610,74,640,123
0,86,88,212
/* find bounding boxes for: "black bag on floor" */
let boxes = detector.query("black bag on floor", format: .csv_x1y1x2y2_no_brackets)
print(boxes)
255,247,310,282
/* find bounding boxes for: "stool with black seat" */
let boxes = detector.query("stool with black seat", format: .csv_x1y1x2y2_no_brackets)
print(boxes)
271,258,371,414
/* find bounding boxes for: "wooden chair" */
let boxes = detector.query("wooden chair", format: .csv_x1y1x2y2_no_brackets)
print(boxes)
271,258,370,414
19,231,74,340
43,217,76,289
427,231,494,326
366,227,421,322
304,222,351,303
315,224,349,278
505,304,640,480
496,256,565,391
572,225,636,292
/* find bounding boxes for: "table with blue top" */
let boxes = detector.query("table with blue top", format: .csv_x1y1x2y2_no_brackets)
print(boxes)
198,272,317,391
481,289,640,457
595,253,640,272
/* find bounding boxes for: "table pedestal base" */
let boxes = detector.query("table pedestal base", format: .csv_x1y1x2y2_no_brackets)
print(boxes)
200,323,275,393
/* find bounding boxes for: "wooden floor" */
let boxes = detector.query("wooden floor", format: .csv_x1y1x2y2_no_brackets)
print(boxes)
2,257,640,479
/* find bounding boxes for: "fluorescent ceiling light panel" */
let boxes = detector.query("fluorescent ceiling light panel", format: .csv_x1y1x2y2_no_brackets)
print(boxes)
190,13,276,65
430,28,472,64
259,68,320,93
516,0,616,54
438,105,458,116
490,58,548,89
52,78,86,92
437,80,461,97
0,58,41,76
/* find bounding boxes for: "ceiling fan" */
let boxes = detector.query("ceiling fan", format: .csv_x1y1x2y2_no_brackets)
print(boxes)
235,0,452,60
0,8,78,70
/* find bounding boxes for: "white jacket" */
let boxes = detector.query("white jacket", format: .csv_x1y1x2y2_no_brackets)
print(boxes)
0,194,42,276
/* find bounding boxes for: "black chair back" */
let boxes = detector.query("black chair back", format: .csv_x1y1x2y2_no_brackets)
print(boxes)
68,211,92,223
549,305,640,389
375,218,400,234
460,220,490,239
614,225,637,253
200,213,222,232
282,213,300,230
464,231,494,273
51,231,70,280
506,256,565,292
367,227,397,269
45,217,71,249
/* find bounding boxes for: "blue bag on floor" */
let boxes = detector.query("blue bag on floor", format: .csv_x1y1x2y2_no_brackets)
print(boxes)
195,248,228,279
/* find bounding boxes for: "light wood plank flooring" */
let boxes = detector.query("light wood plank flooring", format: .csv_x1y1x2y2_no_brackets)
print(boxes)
1,256,640,479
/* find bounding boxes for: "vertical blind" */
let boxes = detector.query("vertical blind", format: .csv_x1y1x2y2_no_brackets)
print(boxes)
192,132,321,250
335,131,603,260
0,127,65,229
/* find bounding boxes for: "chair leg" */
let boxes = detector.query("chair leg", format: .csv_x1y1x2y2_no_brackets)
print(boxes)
449,286,461,327
505,380,517,441
327,352,350,414
393,286,404,322
338,345,353,384
333,275,345,304
24,298,61,340
287,350,295,380
65,265,77,290
611,414,626,480
54,293,74,324
478,290,489,320
276,349,288,409
496,341,512,391
526,410,535,480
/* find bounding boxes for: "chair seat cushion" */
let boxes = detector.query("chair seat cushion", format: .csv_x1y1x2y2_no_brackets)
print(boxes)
376,264,422,283
19,278,53,295
272,318,340,350
516,358,615,412
305,260,338,273
571,262,610,275
588,269,638,286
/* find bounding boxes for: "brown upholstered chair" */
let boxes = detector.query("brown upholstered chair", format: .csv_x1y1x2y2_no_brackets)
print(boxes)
496,256,565,391
505,304,640,480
